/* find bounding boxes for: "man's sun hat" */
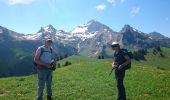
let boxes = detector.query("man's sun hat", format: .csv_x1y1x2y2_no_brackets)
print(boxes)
111,41,119,46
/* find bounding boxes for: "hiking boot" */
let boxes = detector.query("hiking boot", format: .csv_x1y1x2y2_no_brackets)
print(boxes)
47,95,52,100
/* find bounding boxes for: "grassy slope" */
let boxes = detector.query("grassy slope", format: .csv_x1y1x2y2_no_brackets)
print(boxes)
0,49,170,100
133,47,170,70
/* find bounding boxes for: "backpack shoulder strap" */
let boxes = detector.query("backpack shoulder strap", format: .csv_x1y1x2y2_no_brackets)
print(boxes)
50,47,52,54
118,49,128,62
39,47,52,58
121,49,128,53
39,47,44,58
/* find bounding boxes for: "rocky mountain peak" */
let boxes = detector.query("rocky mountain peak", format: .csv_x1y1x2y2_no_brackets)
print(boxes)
120,24,144,35
121,24,133,32
71,19,111,33
43,24,56,33
86,19,100,26
37,24,56,34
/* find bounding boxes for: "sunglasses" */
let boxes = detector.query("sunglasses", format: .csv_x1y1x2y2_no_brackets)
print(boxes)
47,40,52,42
111,45,117,48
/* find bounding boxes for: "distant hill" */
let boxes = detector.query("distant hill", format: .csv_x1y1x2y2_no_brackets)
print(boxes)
132,47,170,70
120,25,161,50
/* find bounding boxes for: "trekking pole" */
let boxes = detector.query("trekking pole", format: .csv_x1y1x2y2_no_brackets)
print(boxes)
109,67,114,76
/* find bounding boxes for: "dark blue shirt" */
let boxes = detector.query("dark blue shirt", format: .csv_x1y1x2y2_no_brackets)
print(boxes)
114,49,127,68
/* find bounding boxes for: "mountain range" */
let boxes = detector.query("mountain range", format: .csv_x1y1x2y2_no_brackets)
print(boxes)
0,19,170,77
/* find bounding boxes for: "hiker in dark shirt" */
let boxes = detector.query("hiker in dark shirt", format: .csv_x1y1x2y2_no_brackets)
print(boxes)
111,42,131,100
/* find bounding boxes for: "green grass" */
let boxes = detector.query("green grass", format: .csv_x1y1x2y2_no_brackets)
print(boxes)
0,48,170,100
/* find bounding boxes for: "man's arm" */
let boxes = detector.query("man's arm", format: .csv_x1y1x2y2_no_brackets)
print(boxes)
119,55,131,69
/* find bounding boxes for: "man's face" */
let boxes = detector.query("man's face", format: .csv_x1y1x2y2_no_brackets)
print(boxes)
111,45,117,50
45,40,52,47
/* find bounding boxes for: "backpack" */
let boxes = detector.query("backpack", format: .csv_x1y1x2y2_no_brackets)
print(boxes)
120,49,133,70
33,47,52,68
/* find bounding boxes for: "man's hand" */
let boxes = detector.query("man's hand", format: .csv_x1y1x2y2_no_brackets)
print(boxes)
112,63,115,69
112,63,117,69
45,64,51,68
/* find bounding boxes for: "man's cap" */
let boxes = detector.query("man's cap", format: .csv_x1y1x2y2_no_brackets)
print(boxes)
45,38,53,43
111,41,119,46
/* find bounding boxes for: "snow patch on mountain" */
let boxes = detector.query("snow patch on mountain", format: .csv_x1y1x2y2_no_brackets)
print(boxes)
132,28,142,34
70,32,98,41
23,33,42,40
149,37,153,39
71,26,88,33
71,20,106,33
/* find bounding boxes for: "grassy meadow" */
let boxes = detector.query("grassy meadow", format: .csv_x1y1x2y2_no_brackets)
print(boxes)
0,48,170,100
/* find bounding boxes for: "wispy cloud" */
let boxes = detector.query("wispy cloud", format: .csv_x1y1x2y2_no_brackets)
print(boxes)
7,0,34,5
130,7,140,17
107,0,116,3
107,0,116,6
95,4,106,11
107,0,125,6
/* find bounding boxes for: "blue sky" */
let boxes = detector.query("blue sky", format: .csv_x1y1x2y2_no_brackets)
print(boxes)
0,0,170,37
